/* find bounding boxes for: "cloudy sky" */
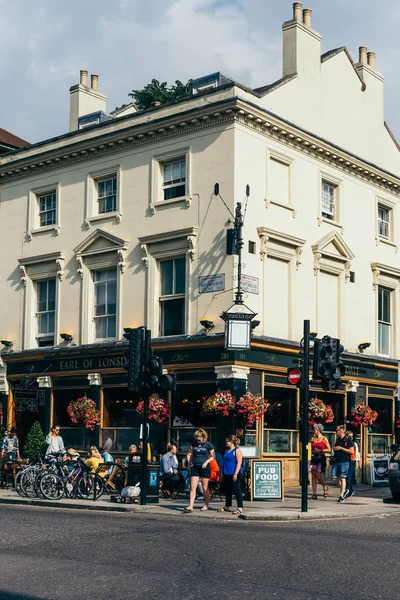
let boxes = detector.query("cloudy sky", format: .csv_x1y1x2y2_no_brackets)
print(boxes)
1,0,399,144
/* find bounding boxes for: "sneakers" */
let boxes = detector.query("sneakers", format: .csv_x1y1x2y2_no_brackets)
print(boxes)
338,496,345,503
343,489,350,499
347,491,354,498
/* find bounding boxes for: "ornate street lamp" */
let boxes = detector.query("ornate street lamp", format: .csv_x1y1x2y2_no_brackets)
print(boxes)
215,184,257,350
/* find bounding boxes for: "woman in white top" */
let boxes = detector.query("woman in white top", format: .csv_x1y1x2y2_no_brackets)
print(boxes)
45,425,66,456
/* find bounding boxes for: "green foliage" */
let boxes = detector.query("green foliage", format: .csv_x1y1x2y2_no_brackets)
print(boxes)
129,78,192,110
24,421,46,460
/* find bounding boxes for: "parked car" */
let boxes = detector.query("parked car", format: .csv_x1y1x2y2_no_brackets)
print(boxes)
388,444,400,500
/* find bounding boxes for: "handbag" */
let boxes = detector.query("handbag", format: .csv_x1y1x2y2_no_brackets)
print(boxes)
311,453,322,465
329,453,336,465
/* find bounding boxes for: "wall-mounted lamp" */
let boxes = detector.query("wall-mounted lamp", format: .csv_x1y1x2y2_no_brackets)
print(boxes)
358,341,371,353
251,320,261,330
200,319,214,332
0,339,13,350
60,332,73,343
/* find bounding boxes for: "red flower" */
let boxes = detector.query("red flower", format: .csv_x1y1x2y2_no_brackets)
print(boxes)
201,391,235,417
67,397,101,431
308,398,334,425
235,392,269,427
350,403,378,427
136,394,170,423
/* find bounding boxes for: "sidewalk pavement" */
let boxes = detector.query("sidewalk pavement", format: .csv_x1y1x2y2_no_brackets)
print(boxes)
1,483,400,520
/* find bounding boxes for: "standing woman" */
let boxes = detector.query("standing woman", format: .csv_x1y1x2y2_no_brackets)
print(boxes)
309,423,331,499
185,428,215,512
219,434,244,515
45,425,65,457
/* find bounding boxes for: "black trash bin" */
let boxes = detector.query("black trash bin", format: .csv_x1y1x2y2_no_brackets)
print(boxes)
127,457,160,504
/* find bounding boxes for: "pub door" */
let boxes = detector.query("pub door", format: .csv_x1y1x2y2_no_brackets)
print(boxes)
15,409,39,452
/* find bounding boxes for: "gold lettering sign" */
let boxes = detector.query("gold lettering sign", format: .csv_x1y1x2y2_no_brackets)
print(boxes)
345,365,360,377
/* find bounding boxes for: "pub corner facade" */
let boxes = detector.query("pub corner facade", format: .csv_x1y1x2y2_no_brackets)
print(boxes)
0,3,399,486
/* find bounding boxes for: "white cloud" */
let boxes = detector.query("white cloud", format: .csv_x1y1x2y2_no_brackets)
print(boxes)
1,0,400,144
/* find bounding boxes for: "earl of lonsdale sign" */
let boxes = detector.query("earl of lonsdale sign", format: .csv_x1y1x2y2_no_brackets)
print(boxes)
59,356,127,371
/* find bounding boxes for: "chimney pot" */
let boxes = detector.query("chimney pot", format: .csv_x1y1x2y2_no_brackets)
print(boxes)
80,69,88,87
91,74,99,91
367,51,376,69
302,8,312,27
293,2,302,21
359,46,368,64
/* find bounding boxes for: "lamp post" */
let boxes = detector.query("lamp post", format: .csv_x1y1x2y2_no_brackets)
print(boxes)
217,186,256,351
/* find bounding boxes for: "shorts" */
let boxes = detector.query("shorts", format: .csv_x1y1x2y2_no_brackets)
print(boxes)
331,462,349,479
190,464,210,479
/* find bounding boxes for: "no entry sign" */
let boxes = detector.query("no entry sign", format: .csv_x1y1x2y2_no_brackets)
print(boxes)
287,367,302,386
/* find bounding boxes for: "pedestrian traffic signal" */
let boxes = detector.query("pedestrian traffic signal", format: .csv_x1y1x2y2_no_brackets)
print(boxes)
122,327,143,392
312,335,345,390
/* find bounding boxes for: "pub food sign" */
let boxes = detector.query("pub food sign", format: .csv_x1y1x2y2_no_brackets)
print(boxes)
251,460,284,501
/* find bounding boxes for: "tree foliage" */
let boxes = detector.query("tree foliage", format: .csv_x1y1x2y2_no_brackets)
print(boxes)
129,78,192,110
24,421,46,460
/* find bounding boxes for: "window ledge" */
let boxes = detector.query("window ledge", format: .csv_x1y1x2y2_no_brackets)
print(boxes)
27,225,60,240
265,198,296,217
150,196,191,215
317,216,344,233
84,211,122,230
376,236,398,251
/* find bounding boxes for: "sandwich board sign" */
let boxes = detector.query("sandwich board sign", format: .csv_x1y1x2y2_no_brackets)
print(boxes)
251,460,284,501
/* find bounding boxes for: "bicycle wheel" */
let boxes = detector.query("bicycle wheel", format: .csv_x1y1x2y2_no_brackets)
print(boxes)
76,475,104,500
39,473,65,500
15,468,28,497
34,471,48,498
20,467,41,498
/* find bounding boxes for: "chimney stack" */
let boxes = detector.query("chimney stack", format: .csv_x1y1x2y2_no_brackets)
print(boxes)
91,74,99,91
293,2,302,21
359,46,368,65
69,70,107,131
302,8,312,27
80,70,88,87
367,51,376,69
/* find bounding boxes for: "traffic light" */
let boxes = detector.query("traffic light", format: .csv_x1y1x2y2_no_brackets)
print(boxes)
143,356,163,390
123,327,143,392
312,335,344,390
158,373,177,392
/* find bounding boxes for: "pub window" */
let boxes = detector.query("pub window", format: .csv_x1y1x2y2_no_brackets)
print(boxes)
102,388,165,454
263,387,297,453
368,397,393,434
159,257,186,336
36,279,56,347
93,268,117,340
53,388,90,449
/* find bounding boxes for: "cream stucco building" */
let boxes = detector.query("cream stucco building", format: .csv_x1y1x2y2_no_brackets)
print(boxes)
0,3,398,484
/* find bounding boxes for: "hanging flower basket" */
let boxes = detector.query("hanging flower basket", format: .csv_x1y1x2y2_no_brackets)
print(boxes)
308,398,334,426
350,402,378,427
136,394,170,423
201,391,235,417
67,397,101,431
235,392,270,427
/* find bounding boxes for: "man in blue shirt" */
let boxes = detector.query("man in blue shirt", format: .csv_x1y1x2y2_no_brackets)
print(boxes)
160,444,179,496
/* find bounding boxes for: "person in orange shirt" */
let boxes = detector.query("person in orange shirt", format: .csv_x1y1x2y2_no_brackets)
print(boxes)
209,457,220,482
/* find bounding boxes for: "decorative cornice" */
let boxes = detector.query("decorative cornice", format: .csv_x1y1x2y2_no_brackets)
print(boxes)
1,97,399,197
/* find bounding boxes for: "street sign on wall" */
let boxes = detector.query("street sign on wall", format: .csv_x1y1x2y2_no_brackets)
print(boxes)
251,460,284,501
241,274,259,294
199,274,225,293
